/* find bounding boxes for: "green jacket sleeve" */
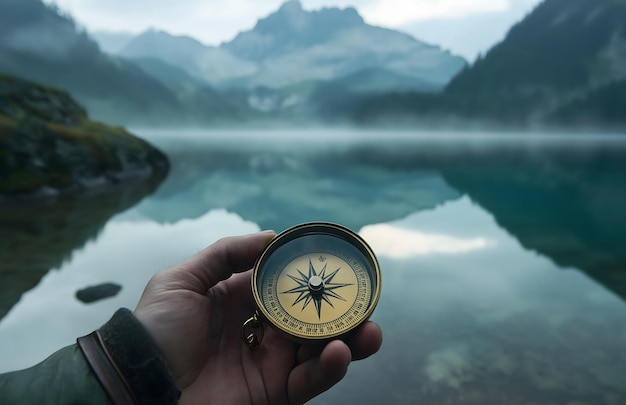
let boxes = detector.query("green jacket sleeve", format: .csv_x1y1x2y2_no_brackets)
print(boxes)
0,309,180,404
0,344,110,404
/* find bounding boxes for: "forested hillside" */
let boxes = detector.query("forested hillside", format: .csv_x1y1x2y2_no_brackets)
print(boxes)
353,0,626,129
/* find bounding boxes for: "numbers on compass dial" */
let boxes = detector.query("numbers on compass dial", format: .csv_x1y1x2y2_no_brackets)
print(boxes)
277,254,358,323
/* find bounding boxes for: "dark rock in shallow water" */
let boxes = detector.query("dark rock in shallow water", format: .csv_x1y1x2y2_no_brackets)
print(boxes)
76,283,122,304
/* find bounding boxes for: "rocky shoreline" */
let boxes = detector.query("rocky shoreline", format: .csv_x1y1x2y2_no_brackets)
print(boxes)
0,74,169,202
0,165,167,203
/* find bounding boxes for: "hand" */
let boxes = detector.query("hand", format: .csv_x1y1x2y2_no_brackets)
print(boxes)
134,231,383,404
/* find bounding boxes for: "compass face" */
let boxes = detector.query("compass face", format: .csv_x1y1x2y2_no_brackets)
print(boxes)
252,223,381,341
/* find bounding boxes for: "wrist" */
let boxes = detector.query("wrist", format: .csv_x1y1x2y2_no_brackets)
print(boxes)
78,308,181,404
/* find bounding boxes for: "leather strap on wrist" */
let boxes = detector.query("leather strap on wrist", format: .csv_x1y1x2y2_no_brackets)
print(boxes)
78,309,180,405
78,330,138,405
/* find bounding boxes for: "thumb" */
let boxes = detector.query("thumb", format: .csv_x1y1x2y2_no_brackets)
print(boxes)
175,230,276,294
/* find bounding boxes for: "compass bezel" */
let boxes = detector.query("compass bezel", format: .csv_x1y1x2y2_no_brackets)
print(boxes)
251,222,381,342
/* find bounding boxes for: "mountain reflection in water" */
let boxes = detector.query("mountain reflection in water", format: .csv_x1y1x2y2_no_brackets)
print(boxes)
1,131,625,404
0,176,166,319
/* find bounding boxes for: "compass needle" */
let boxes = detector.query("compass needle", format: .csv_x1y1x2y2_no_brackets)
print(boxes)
301,295,313,310
324,268,341,284
291,292,308,306
324,289,347,302
308,258,320,278
319,263,328,279
296,269,309,282
313,297,322,319
325,282,352,291
321,295,336,308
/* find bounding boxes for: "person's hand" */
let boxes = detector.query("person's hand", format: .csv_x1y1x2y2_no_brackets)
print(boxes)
134,231,383,404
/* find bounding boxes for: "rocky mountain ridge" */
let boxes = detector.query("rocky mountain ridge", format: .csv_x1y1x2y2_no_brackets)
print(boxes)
117,0,466,91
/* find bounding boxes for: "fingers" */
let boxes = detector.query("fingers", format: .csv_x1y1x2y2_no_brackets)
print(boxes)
177,230,275,293
288,340,351,405
296,344,324,364
289,322,382,404
346,321,383,361
297,321,382,364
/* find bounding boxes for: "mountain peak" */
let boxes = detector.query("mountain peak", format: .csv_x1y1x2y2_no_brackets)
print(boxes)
120,28,208,61
278,0,303,13
224,1,366,61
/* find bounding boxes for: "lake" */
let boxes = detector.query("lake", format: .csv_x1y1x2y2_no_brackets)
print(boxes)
1,129,626,404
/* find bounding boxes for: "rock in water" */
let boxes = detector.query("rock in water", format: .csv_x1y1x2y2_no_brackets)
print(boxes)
76,283,122,304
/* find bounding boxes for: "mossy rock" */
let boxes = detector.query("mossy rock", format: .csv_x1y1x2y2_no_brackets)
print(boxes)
0,75,169,198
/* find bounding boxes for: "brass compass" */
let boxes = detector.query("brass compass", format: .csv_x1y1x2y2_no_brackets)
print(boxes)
242,222,381,349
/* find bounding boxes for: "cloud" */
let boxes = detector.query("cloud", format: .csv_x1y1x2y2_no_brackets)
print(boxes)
360,0,509,27
360,224,492,259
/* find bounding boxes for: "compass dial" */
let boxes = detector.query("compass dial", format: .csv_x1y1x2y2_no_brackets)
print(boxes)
252,223,381,342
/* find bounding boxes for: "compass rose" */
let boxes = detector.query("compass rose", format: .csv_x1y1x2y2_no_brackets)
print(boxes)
281,258,353,319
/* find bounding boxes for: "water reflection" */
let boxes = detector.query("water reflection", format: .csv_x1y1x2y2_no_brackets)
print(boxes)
0,209,257,372
2,132,626,403
313,195,626,404
0,176,165,320
346,136,626,301
134,135,462,232
361,200,493,258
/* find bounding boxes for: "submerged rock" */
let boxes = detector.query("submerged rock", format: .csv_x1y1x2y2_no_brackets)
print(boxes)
76,283,122,304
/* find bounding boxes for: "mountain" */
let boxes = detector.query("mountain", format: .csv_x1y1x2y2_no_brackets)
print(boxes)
117,1,466,92
353,0,626,129
233,67,440,123
0,0,246,126
90,30,135,54
0,0,176,125
330,68,441,94
118,29,258,87
223,0,366,61
111,0,466,119
222,0,466,88
129,57,254,122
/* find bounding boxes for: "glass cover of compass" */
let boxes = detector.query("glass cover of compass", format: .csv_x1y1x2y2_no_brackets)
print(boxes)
252,222,381,342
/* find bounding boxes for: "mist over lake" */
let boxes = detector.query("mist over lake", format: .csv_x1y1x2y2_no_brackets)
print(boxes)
1,129,625,403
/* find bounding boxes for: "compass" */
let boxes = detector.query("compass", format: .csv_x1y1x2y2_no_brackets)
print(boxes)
242,222,381,349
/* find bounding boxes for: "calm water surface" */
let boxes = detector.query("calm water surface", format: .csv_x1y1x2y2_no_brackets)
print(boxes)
1,130,625,404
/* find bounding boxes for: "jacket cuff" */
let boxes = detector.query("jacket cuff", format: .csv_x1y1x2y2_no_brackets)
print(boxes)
79,308,180,404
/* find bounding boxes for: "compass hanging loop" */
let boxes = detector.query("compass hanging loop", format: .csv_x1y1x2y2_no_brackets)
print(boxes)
241,311,265,350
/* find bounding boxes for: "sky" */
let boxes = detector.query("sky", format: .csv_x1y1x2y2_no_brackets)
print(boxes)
46,0,543,61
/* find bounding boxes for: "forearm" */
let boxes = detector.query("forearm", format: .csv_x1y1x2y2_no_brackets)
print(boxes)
0,309,180,404
0,344,110,404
